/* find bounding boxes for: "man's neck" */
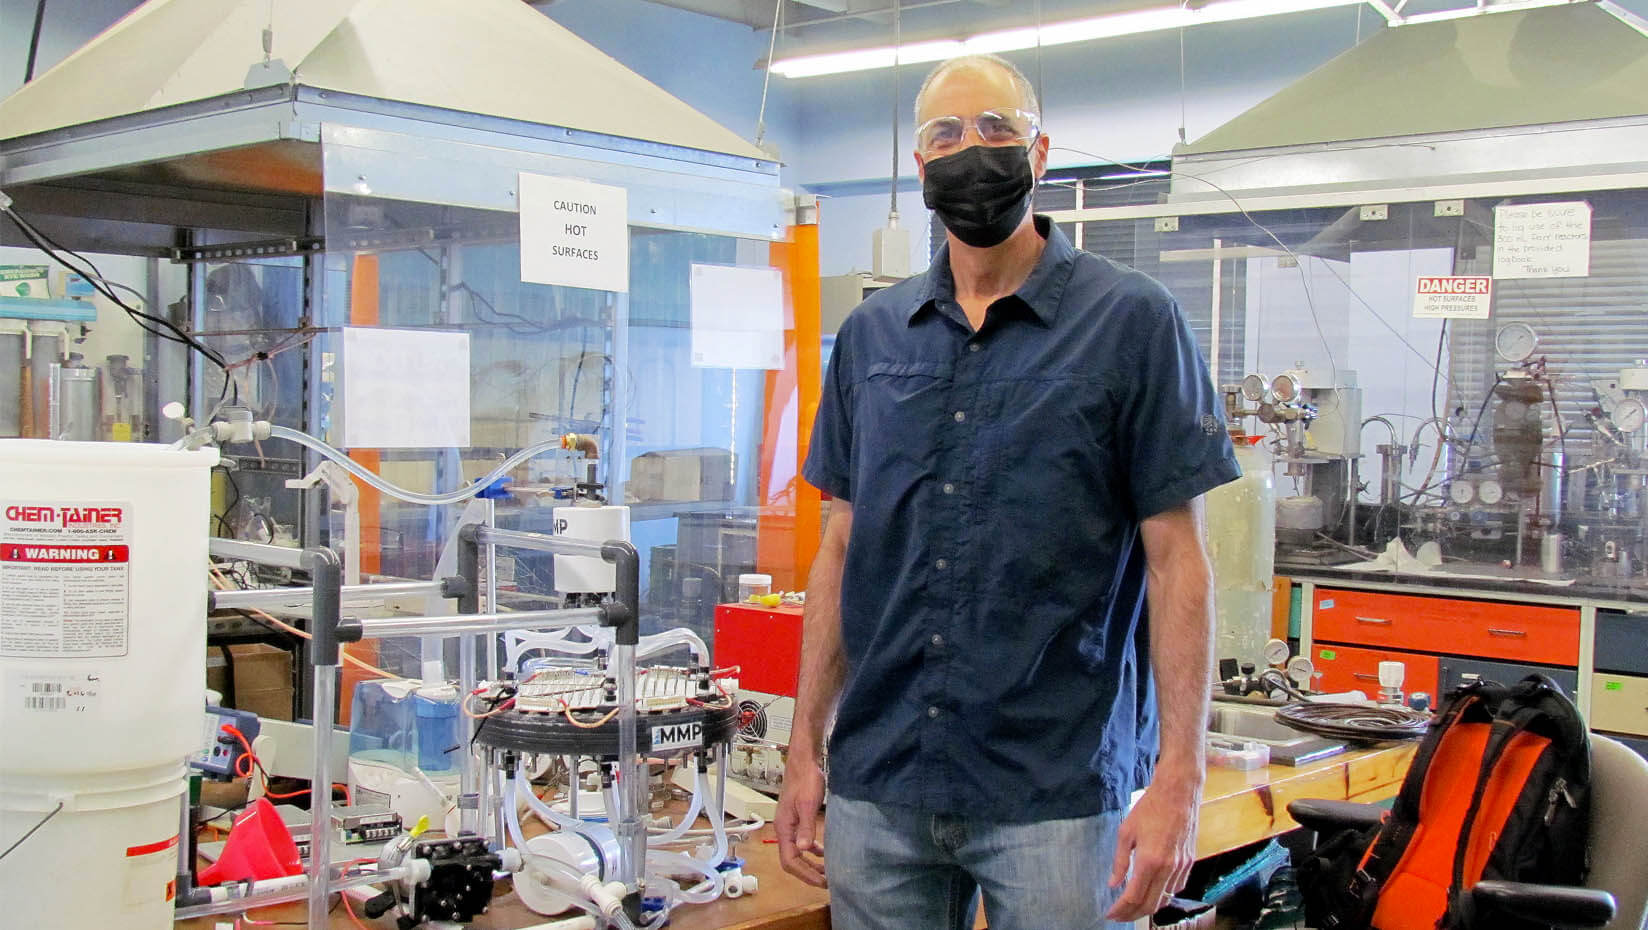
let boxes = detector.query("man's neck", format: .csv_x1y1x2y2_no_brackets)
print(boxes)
947,216,1046,302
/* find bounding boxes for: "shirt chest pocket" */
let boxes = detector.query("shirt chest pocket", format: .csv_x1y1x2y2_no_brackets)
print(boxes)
976,378,1119,487
856,361,955,465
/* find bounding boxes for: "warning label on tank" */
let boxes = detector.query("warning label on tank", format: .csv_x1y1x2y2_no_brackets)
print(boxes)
0,501,131,658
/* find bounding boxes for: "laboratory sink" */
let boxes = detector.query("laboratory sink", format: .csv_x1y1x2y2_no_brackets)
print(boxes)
1207,701,1348,766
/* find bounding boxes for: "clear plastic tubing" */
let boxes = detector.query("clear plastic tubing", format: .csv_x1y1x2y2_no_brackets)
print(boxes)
266,425,566,506
635,628,710,668
649,755,703,846
649,850,724,904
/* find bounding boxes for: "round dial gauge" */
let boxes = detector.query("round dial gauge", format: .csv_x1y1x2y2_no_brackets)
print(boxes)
1263,638,1291,667
1477,478,1504,506
1241,373,1269,403
1450,481,1475,505
1495,322,1539,363
1287,656,1315,689
1613,397,1646,434
1271,373,1301,404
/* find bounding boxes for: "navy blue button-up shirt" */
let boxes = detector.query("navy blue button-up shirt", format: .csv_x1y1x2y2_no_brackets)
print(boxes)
802,216,1240,821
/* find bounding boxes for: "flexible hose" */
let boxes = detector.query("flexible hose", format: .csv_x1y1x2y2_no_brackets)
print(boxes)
649,755,704,847
1274,702,1431,743
648,851,724,904
635,628,710,668
267,425,566,506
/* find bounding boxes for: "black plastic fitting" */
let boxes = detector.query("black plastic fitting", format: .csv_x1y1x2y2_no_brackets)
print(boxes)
300,546,343,665
599,540,640,645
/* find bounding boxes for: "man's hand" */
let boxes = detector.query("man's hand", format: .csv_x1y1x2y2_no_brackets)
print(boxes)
776,756,828,887
1105,774,1200,921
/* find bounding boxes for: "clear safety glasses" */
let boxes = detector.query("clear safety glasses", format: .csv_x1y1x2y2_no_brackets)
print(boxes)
915,108,1040,156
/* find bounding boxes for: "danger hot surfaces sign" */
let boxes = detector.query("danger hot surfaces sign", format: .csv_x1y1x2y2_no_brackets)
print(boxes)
1412,275,1492,319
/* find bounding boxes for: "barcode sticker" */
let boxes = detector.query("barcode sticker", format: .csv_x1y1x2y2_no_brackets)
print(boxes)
10,672,101,713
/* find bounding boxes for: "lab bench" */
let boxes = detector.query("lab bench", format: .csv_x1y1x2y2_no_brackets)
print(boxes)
1278,565,1648,757
172,742,1414,930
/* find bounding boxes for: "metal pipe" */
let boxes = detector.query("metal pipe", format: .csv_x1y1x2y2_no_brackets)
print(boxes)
612,640,642,888
474,525,606,558
210,538,306,569
354,608,601,639
302,546,343,930
210,580,446,610
458,629,479,836
172,863,411,920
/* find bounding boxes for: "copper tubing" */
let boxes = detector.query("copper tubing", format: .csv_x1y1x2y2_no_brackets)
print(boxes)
561,432,599,459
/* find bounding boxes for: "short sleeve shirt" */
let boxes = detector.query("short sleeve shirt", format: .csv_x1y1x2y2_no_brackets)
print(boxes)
802,216,1240,820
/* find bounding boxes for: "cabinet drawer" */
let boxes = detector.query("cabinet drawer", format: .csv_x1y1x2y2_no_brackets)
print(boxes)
1595,610,1648,676
1591,674,1648,737
1438,656,1578,700
1312,644,1440,700
1313,588,1578,664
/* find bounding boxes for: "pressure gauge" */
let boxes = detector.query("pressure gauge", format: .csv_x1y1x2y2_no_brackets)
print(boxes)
1263,638,1291,668
1495,322,1539,363
1613,397,1647,434
1241,373,1269,403
1271,373,1301,404
1477,478,1504,506
1287,656,1316,690
1450,481,1475,505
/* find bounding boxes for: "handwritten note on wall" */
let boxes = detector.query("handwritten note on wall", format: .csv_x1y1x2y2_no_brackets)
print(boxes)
1492,202,1591,280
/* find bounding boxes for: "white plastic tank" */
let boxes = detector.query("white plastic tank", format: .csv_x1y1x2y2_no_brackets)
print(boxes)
552,504,631,594
0,440,217,930
1203,440,1277,668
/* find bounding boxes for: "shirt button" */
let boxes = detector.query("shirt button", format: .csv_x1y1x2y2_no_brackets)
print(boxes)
934,558,948,571
953,410,966,423
968,343,982,353
942,482,956,495
927,706,940,719
931,633,945,648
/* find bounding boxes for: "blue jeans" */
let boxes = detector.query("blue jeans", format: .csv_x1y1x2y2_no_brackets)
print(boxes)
824,794,1133,930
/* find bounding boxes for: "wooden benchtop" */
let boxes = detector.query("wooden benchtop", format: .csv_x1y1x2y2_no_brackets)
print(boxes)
177,743,1414,930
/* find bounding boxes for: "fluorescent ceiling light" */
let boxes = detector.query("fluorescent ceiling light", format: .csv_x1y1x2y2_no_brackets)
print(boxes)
1397,0,1580,26
769,0,1367,78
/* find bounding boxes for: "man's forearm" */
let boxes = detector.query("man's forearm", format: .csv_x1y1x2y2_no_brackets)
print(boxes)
790,508,851,763
1142,504,1216,782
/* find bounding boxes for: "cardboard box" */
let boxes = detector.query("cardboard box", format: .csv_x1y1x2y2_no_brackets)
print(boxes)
207,643,295,721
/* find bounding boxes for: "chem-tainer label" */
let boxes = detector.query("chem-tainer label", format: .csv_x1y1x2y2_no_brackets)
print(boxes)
0,501,131,658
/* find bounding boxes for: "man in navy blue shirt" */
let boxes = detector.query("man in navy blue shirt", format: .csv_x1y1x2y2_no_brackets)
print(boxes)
776,54,1240,929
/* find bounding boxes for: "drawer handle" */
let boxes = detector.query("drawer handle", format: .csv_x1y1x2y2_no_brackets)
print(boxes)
1353,672,1380,681
1354,616,1392,625
1487,628,1527,638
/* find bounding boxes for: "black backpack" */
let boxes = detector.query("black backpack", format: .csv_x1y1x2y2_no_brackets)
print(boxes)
1299,674,1591,930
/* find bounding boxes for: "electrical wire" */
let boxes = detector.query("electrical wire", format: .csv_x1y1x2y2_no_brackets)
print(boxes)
208,565,401,679
0,801,62,861
754,0,782,149
221,723,352,804
1,202,229,373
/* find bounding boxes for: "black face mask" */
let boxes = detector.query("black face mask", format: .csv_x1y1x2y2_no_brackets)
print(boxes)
922,143,1035,249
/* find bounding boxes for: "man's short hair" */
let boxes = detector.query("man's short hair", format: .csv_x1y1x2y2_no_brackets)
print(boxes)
914,54,1041,124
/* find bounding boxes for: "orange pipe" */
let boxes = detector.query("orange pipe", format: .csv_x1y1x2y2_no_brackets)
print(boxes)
757,214,823,592
340,254,383,723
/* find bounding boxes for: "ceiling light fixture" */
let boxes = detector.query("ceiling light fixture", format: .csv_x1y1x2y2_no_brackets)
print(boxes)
769,0,1368,78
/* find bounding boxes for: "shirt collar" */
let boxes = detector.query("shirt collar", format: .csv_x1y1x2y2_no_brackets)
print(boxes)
913,214,1078,328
